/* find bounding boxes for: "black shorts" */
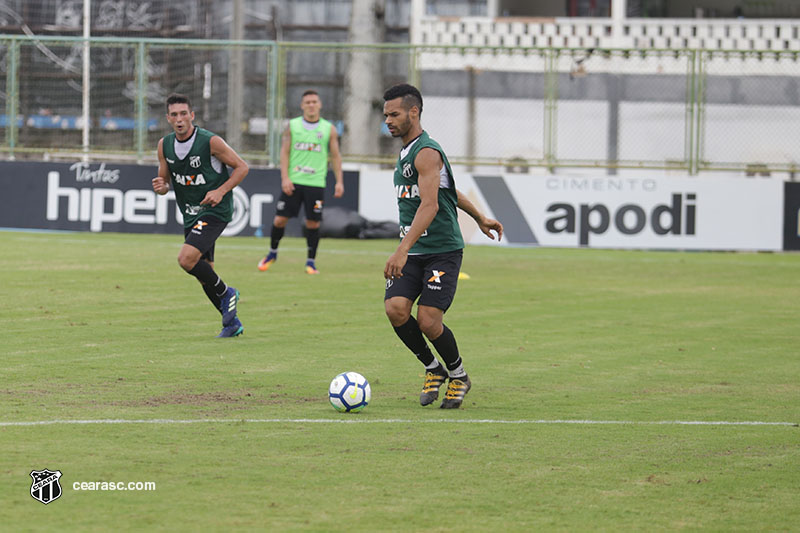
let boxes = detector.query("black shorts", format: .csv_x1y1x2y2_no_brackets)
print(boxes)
183,215,227,262
275,183,325,222
384,249,463,312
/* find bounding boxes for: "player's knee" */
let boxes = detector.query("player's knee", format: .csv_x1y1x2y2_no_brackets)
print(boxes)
305,220,321,230
385,302,409,326
273,216,288,228
177,253,197,272
417,314,443,339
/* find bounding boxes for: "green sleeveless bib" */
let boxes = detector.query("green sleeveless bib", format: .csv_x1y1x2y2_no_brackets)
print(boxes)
161,127,232,228
393,131,464,254
287,117,332,188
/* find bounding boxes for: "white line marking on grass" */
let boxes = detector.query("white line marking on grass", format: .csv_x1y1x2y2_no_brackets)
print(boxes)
0,227,78,234
223,243,389,256
0,418,796,427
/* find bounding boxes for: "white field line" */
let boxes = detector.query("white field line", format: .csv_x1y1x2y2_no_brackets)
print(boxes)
0,418,796,427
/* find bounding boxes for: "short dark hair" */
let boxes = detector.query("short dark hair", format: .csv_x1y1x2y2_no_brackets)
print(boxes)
383,83,423,115
302,89,319,99
166,93,192,111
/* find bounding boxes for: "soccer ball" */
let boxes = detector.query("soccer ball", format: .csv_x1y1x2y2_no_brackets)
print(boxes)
328,372,371,413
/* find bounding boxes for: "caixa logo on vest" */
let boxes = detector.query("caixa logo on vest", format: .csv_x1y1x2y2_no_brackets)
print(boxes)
30,469,63,505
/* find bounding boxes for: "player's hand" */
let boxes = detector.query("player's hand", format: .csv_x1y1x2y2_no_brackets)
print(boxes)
333,182,344,198
281,179,295,196
384,249,408,280
152,177,169,195
478,217,504,242
201,188,224,207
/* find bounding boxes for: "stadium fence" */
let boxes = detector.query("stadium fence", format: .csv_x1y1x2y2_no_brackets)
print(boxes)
1,34,798,176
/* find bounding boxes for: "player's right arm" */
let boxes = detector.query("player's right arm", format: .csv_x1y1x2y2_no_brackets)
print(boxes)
152,138,170,195
384,147,441,280
279,125,294,196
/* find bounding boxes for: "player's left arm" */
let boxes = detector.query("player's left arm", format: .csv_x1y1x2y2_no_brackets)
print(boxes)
456,189,503,242
328,126,344,198
201,136,250,207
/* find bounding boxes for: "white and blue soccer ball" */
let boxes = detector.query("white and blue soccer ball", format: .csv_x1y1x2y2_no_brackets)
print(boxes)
329,372,371,413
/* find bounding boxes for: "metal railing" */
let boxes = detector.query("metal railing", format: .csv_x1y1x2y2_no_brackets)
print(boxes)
1,34,798,175
416,16,800,52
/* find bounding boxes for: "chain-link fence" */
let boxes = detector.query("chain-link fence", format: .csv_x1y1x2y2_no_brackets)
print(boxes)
280,42,414,163
699,50,800,174
0,35,797,175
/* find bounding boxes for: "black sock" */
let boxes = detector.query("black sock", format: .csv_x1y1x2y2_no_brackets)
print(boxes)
188,261,227,309
431,324,465,378
270,225,285,251
305,227,320,260
213,276,228,297
393,316,438,368
187,260,218,285
202,284,222,314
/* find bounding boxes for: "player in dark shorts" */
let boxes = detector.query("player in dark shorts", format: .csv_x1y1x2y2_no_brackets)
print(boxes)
274,183,325,226
258,89,344,275
152,93,249,338
382,83,504,409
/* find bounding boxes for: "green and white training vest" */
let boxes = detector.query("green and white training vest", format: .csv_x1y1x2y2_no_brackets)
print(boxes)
287,117,333,188
394,131,464,254
161,127,232,229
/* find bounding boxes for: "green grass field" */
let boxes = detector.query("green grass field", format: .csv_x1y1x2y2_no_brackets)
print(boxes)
1,230,798,531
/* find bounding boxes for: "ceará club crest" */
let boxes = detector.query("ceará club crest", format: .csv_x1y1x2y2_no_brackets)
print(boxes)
30,469,62,505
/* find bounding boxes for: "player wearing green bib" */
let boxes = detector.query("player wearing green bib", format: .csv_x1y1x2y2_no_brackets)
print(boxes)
152,93,249,338
257,89,344,274
285,115,332,188
161,127,234,228
393,130,464,254
382,83,504,409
